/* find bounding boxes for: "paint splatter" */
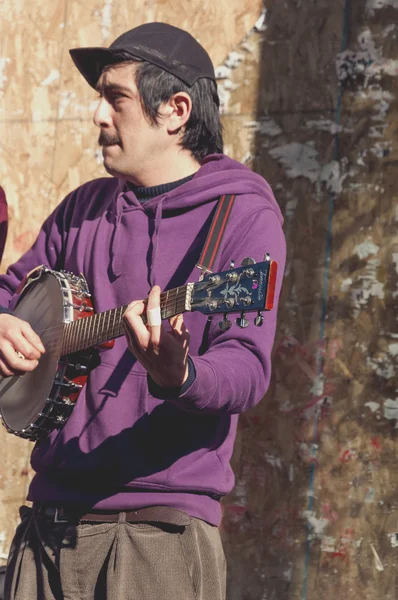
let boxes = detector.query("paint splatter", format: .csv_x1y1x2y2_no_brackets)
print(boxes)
101,0,113,41
354,239,380,260
364,487,376,503
384,398,398,421
370,543,384,571
302,511,329,537
254,8,267,32
265,454,282,469
268,144,343,194
245,118,282,137
371,437,382,450
0,57,11,101
41,69,60,87
350,257,384,317
340,449,357,462
305,119,343,135
366,0,398,13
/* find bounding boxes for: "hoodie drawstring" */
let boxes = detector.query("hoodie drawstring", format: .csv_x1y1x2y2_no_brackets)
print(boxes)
109,193,124,279
148,197,165,287
109,194,165,285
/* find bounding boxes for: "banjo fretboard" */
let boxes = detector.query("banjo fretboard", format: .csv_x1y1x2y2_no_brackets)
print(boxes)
60,285,189,356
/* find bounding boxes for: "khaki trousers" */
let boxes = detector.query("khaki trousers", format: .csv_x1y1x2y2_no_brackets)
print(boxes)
5,506,226,600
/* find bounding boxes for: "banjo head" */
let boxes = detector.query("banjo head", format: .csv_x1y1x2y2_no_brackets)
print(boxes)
0,271,66,436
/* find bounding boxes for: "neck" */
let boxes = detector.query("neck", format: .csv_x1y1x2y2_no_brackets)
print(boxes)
125,149,201,188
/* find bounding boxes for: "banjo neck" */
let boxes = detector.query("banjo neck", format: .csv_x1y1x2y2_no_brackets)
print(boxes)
0,260,276,441
60,285,190,356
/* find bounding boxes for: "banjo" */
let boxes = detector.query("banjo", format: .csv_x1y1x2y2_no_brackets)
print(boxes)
0,256,277,441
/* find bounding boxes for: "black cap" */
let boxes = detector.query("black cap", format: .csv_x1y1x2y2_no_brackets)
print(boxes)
69,22,216,89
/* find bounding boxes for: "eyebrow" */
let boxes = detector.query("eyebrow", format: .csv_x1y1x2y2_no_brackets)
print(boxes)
95,83,133,95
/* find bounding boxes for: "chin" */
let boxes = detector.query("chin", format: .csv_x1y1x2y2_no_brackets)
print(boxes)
103,163,117,177
103,160,125,179
103,160,137,181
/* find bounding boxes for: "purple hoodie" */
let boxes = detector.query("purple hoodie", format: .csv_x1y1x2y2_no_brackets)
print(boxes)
0,155,286,525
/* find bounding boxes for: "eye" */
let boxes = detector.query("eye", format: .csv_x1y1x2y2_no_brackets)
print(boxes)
110,93,127,105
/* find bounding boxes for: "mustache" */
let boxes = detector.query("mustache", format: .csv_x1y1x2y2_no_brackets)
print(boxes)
98,131,121,147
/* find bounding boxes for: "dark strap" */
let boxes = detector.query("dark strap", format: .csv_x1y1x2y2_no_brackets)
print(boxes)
196,194,236,275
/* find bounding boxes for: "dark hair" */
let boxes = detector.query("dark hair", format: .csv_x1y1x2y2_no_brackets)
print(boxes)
109,57,223,162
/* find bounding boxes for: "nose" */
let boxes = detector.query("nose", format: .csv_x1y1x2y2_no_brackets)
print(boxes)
93,97,112,128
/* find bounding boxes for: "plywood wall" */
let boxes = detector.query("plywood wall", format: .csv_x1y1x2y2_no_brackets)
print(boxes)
1,1,398,599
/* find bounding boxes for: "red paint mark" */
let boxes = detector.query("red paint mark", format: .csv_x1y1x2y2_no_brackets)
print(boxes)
342,528,355,538
20,468,29,476
331,551,346,559
340,449,356,462
321,503,339,522
371,437,382,451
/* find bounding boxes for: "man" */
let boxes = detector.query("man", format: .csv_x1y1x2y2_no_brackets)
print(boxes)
0,22,286,600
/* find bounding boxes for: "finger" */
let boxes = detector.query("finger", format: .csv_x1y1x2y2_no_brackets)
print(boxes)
0,357,18,377
169,314,190,344
21,322,45,354
13,333,42,360
146,286,162,351
122,320,138,354
169,314,184,334
123,300,150,350
0,342,39,372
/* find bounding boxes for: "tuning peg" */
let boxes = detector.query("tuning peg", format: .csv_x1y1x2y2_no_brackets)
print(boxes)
208,274,221,284
219,314,232,331
241,257,256,267
229,260,235,270
263,253,270,262
243,268,255,278
226,271,238,282
236,312,249,328
254,311,264,327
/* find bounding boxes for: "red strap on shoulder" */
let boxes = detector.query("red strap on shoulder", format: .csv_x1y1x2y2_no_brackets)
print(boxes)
196,194,236,275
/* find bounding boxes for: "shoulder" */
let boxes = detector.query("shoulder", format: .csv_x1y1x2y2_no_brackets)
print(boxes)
58,177,119,220
229,191,283,225
67,177,119,204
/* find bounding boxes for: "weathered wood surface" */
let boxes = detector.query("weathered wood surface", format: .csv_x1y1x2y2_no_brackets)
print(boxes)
221,1,398,599
1,1,398,599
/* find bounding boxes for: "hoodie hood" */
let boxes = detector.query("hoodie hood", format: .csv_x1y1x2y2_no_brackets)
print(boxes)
116,154,284,223
107,154,283,281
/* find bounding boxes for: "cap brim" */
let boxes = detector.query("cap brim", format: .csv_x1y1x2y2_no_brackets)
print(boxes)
69,47,126,89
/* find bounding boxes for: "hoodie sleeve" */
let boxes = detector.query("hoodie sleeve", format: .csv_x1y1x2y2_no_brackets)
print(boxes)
150,205,286,415
0,200,67,309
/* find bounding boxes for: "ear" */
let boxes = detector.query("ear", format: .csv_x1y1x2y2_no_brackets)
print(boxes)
162,92,192,134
